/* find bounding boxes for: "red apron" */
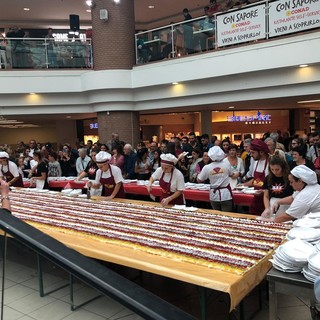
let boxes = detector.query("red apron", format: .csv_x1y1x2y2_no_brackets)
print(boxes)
100,166,125,198
250,159,268,215
1,167,24,187
211,184,233,201
159,169,185,205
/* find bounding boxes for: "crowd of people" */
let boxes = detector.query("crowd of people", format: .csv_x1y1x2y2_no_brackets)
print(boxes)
1,129,320,222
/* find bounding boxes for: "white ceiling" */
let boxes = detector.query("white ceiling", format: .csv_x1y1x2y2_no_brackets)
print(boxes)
0,0,209,30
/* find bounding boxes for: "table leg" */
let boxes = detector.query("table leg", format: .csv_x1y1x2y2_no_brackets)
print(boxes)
268,280,277,320
198,286,207,320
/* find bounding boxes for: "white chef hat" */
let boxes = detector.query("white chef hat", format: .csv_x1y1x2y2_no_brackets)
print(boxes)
160,153,178,166
208,146,225,161
291,165,317,185
95,151,111,164
0,151,9,159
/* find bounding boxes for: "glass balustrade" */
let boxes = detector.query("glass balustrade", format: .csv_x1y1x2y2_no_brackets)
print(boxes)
135,0,320,65
0,37,93,70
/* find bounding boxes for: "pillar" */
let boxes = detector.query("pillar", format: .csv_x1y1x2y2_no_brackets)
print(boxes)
200,110,213,136
292,108,310,134
91,0,135,70
97,111,140,147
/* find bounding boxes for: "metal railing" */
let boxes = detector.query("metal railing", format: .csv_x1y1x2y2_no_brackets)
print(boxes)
0,37,93,69
134,0,320,65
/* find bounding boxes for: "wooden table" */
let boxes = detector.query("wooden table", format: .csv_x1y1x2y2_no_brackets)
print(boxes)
11,190,283,313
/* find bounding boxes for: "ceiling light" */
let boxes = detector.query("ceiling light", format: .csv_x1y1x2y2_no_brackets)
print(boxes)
172,82,179,85
23,7,30,11
86,9,91,12
298,99,320,104
86,0,96,8
114,0,120,3
29,92,36,95
299,64,308,68
148,5,155,9
228,106,235,109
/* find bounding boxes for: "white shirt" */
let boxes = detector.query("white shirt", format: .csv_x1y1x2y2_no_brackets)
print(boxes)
0,161,20,178
286,184,320,219
76,155,91,175
198,161,232,201
247,159,269,179
152,167,185,193
94,164,124,185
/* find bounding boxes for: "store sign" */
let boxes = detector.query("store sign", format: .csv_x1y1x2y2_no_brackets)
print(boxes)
52,32,87,42
90,122,98,129
269,0,320,37
227,111,271,124
216,4,266,47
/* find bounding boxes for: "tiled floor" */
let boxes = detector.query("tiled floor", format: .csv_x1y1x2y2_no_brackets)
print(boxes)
0,239,314,320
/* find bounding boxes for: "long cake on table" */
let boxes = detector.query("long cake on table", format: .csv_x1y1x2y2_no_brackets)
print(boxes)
10,189,289,275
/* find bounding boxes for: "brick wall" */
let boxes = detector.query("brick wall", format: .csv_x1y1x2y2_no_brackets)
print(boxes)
92,0,135,70
97,111,140,147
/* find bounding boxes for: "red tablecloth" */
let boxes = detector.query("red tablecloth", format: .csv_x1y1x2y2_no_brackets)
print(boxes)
123,183,254,207
23,181,254,207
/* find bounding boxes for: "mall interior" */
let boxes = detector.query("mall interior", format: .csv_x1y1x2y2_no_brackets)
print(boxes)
0,1,320,320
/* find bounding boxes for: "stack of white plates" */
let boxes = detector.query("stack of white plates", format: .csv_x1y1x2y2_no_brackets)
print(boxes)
316,241,320,252
303,252,320,282
287,227,320,244
270,238,316,272
293,218,320,228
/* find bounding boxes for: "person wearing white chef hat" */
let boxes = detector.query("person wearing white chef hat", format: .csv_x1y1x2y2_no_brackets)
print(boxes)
147,153,185,206
197,146,233,212
88,151,125,200
270,165,320,223
0,151,24,187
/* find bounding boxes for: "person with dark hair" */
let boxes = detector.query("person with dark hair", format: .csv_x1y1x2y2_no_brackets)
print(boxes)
188,147,202,182
181,136,193,154
220,139,230,155
48,151,62,177
224,144,244,189
76,148,102,196
181,8,194,54
196,151,211,183
109,144,124,173
160,139,169,154
288,145,315,171
135,147,152,180
269,166,320,223
45,27,57,68
261,154,293,218
59,144,77,177
29,151,49,189
188,132,199,149
151,148,162,173
201,133,213,152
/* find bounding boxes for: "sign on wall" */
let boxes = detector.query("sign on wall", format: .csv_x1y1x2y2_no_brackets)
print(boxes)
269,0,320,37
216,4,266,47
227,111,272,124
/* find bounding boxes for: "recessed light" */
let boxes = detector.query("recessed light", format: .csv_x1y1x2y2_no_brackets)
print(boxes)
23,7,30,11
86,9,91,12
66,116,72,119
172,82,179,85
148,5,155,9
29,92,36,95
299,64,308,68
228,106,235,109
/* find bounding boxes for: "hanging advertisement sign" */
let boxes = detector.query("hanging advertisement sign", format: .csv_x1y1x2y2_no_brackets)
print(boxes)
269,0,320,37
216,4,266,47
